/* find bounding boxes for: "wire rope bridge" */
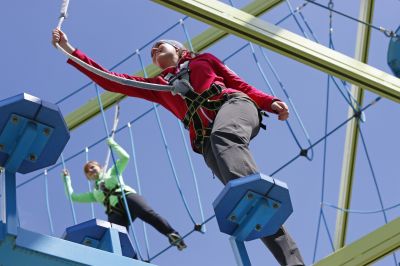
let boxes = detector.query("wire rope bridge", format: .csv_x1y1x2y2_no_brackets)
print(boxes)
1,0,400,266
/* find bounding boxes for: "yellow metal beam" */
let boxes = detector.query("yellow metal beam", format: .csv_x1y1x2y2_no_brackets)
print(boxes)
314,217,400,266
153,0,400,103
65,0,283,131
335,0,375,250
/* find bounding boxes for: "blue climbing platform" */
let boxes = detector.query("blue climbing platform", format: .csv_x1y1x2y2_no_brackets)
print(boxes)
0,93,70,174
388,26,400,78
0,93,156,266
213,173,293,266
64,218,137,259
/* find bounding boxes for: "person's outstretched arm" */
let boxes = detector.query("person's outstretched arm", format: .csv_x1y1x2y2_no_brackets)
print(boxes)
51,29,166,104
106,138,130,178
61,169,96,203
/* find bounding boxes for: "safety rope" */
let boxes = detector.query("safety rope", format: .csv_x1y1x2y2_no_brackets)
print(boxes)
55,14,190,105
127,122,151,261
56,44,174,92
55,1,173,93
180,18,207,232
57,16,190,104
56,0,69,29
103,103,121,172
312,4,335,261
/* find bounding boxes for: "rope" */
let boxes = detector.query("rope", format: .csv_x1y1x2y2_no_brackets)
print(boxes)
359,127,398,265
104,103,121,172
56,0,70,29
227,0,314,161
322,202,400,214
270,97,381,177
137,51,197,226
321,208,335,251
285,0,364,117
312,6,335,261
94,84,144,261
43,169,55,235
293,1,319,43
275,1,310,26
127,122,151,261
85,147,95,219
56,44,174,92
359,127,389,218
54,0,174,94
304,0,397,38
60,153,77,225
55,17,190,105
285,0,310,39
180,19,195,52
312,208,322,262
249,43,312,159
259,47,314,160
180,17,207,232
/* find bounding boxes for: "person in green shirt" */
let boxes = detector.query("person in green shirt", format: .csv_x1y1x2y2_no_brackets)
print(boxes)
61,137,186,252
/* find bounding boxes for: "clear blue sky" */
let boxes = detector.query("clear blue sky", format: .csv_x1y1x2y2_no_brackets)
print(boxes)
1,0,399,265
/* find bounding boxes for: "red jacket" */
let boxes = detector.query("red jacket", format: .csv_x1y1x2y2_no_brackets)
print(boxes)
68,49,279,151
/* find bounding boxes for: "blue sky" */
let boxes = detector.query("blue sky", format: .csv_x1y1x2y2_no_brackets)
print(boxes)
1,0,399,265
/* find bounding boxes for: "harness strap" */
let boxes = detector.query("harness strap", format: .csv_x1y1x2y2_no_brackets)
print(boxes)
182,84,228,153
182,84,224,128
164,61,228,153
99,182,129,215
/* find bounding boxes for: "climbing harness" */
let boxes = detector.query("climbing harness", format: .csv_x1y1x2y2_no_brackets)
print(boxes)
164,61,227,153
168,60,272,153
96,181,130,216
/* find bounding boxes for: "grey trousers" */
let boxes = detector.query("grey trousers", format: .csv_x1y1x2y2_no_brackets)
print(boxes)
202,93,305,266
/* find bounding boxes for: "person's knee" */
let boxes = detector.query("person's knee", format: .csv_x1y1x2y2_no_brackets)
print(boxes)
210,129,247,149
136,208,160,222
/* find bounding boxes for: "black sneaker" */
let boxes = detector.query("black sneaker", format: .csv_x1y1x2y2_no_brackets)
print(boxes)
168,232,187,251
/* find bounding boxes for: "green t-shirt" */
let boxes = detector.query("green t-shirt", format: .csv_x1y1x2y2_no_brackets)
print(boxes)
62,139,136,208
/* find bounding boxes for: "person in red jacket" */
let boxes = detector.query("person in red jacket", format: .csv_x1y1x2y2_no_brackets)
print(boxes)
52,29,304,266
